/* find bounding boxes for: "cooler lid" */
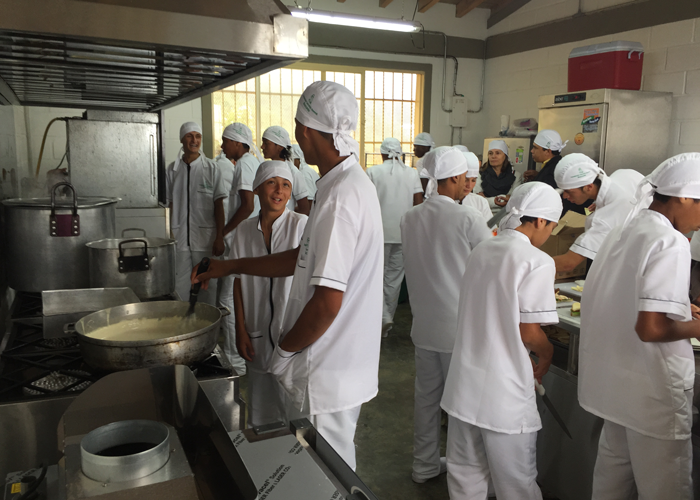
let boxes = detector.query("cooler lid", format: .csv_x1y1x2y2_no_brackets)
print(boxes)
569,41,644,58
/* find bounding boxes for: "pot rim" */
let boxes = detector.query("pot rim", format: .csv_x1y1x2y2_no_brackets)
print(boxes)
2,196,119,208
86,237,175,249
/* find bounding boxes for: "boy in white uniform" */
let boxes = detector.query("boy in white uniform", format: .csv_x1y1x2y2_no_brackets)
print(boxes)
291,144,320,200
401,146,492,484
552,153,644,273
193,81,383,471
166,121,227,304
260,126,311,215
578,153,700,499
459,150,493,222
441,182,561,500
366,137,424,335
231,161,307,427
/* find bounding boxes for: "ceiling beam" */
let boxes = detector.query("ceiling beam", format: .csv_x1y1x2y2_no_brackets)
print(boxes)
456,0,488,18
379,0,394,6
418,0,441,13
337,0,347,2
487,0,532,27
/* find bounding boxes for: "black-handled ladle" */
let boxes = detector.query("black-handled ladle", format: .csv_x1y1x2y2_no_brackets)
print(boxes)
186,257,210,317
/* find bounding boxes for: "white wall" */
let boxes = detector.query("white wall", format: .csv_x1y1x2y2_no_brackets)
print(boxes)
482,17,700,157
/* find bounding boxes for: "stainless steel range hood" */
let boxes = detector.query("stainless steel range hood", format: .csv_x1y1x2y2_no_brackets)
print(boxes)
0,0,308,111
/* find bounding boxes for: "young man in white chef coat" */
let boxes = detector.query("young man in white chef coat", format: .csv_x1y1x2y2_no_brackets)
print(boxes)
414,132,435,194
166,121,227,305
552,153,644,273
291,144,320,201
578,153,700,499
193,81,383,471
441,181,561,500
401,146,492,484
215,122,263,372
231,161,307,428
366,137,424,335
260,126,311,215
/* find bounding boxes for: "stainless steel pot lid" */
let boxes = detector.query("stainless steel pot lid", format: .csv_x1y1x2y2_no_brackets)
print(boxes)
87,237,175,249
2,196,119,208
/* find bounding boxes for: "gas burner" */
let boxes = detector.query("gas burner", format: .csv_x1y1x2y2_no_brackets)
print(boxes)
11,292,42,320
23,370,92,396
40,337,79,349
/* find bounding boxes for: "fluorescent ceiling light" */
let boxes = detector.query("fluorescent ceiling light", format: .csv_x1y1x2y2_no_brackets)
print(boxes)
288,6,421,33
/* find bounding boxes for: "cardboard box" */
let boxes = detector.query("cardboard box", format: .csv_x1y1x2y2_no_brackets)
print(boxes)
540,210,587,280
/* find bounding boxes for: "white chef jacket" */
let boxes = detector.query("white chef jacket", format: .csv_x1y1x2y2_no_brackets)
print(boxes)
462,193,493,222
570,171,643,260
285,161,310,212
225,152,260,254
215,153,235,220
401,195,492,352
691,231,700,261
441,229,559,434
268,156,384,415
300,163,320,200
366,160,423,244
578,209,694,440
608,168,644,199
230,209,308,373
166,153,227,252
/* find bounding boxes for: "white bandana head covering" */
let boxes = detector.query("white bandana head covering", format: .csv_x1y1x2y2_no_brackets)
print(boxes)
488,140,509,159
534,130,568,152
290,144,306,163
262,126,292,148
253,160,294,191
421,146,468,198
461,151,480,178
414,133,435,148
454,145,470,153
222,122,263,162
620,153,700,236
499,182,563,232
296,81,359,159
554,153,605,190
380,137,405,174
179,121,202,141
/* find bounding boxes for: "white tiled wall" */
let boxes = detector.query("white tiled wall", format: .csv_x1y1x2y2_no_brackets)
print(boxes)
481,18,700,157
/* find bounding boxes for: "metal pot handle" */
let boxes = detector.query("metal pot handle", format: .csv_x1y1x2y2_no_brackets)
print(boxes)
118,239,150,273
63,322,77,335
118,239,148,258
121,227,147,238
50,182,77,215
218,306,231,317
49,182,80,237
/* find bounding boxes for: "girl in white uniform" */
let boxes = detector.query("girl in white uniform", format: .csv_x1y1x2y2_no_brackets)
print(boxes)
441,182,562,500
458,150,494,223
290,144,320,200
261,126,310,215
401,147,491,484
552,153,645,273
231,161,307,427
578,153,700,499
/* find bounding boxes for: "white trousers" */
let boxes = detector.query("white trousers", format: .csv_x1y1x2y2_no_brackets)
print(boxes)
383,243,404,325
216,274,245,374
246,368,286,428
592,419,692,500
309,406,363,471
414,347,452,479
175,249,217,305
446,416,542,500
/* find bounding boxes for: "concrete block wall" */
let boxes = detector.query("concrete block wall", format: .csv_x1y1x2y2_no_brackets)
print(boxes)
482,17,700,158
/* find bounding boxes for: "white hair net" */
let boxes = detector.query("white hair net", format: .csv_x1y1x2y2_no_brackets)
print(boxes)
499,182,563,232
290,144,306,162
454,145,470,153
421,146,468,199
222,122,263,162
534,130,568,152
263,126,292,148
179,121,202,141
296,81,359,159
414,132,435,148
554,153,605,190
380,137,405,174
488,140,509,158
461,151,480,178
253,160,294,191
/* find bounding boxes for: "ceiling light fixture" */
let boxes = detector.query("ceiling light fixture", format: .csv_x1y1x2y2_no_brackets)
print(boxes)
288,6,421,33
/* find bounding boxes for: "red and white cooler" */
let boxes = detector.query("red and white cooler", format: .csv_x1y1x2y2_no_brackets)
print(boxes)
568,41,644,92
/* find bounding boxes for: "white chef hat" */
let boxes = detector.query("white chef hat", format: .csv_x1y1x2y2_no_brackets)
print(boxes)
421,146,468,198
263,126,292,148
380,137,405,174
499,182,563,232
619,153,700,236
253,160,294,191
296,81,359,159
179,121,202,141
414,132,435,148
488,140,509,158
454,145,470,153
222,122,263,162
534,130,568,152
461,151,480,178
554,153,605,190
290,144,306,162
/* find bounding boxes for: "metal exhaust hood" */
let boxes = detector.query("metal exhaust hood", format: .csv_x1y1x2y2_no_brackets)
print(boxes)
0,0,308,111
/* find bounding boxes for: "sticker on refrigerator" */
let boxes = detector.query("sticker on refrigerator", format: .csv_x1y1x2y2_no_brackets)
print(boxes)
574,133,585,145
582,108,600,133
515,146,524,164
